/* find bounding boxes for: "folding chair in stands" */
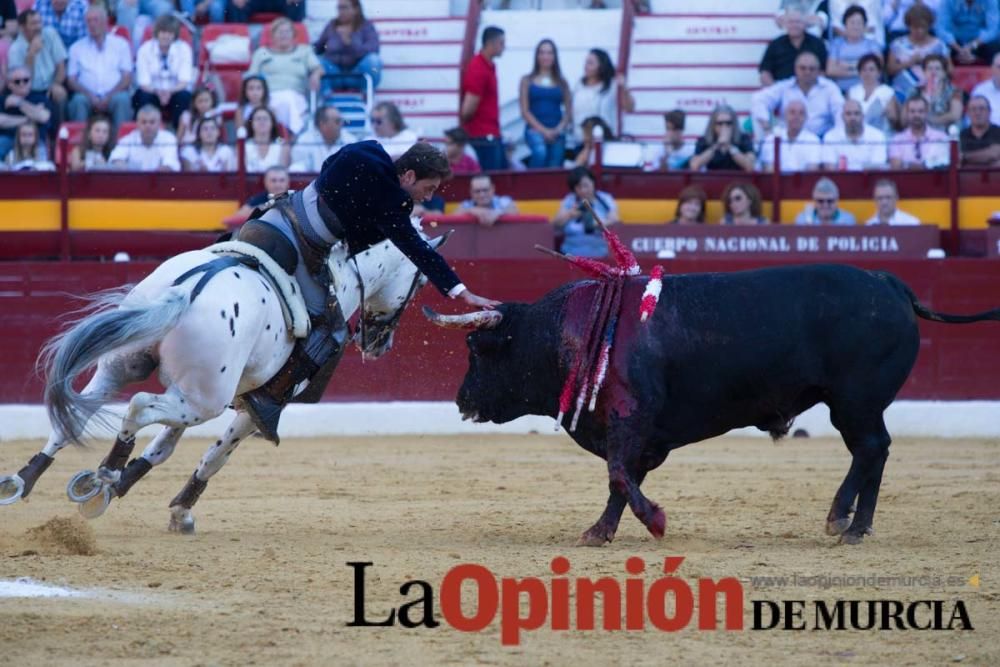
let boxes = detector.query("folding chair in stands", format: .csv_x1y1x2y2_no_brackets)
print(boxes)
318,73,374,136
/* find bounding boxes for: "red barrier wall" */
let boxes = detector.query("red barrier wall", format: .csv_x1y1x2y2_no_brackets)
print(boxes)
2,258,1000,403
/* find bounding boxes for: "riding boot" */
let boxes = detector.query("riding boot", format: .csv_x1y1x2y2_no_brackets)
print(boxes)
239,343,321,445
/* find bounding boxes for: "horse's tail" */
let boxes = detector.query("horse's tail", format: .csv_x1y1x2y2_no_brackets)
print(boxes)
42,286,191,445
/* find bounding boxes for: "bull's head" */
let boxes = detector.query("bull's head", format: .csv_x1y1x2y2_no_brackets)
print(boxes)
424,303,558,424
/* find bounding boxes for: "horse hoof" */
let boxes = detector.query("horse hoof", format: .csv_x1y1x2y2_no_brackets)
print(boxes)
168,508,195,535
0,475,25,505
96,467,121,485
647,507,667,539
826,517,852,536
78,485,112,520
67,470,103,503
838,531,865,546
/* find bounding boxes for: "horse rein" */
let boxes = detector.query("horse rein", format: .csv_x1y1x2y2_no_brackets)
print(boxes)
348,254,424,354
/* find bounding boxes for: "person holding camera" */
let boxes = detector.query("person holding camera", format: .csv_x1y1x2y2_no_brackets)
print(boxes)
689,104,756,172
551,165,620,258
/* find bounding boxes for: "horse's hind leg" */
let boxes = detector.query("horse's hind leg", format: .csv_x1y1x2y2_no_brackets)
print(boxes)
74,388,223,518
169,412,256,534
0,357,144,505
107,426,187,501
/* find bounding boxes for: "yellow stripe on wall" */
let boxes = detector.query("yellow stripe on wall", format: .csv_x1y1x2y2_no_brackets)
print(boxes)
959,198,1000,229
4,196,997,233
0,201,62,231
69,200,238,231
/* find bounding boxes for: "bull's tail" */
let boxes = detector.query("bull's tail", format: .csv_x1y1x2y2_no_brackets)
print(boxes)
891,275,1000,324
42,286,191,444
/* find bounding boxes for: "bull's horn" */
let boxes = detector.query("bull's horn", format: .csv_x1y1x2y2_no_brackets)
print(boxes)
422,306,502,330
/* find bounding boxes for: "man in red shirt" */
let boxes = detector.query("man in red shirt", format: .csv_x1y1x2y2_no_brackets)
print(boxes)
460,25,506,170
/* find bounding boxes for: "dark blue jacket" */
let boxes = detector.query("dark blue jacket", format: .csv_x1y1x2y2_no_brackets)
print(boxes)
316,140,461,295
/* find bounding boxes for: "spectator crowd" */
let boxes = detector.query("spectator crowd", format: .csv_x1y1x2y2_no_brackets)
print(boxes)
0,0,996,254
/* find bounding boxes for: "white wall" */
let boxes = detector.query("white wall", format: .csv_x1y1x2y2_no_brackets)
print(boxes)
478,8,623,141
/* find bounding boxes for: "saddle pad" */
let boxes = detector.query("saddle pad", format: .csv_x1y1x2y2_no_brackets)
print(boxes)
208,241,311,339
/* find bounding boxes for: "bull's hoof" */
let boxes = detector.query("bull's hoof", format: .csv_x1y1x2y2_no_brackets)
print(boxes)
168,507,195,535
838,531,866,545
576,525,614,547
0,475,25,505
825,517,852,536
647,507,667,539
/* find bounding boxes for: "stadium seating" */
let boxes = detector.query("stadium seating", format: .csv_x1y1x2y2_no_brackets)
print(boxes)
199,24,253,72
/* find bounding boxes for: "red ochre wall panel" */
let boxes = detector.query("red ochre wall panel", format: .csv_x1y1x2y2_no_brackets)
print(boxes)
2,258,1000,405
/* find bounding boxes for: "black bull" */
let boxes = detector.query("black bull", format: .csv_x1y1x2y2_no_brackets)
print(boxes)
425,264,1000,545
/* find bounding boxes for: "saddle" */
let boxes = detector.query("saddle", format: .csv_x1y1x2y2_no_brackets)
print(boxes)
207,240,311,339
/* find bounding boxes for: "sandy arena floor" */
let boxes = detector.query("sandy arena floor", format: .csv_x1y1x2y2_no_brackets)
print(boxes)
0,433,997,666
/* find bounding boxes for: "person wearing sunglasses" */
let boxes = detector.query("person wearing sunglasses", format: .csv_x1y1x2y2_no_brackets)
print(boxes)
366,101,417,159
689,104,756,172
794,177,857,225
0,66,52,160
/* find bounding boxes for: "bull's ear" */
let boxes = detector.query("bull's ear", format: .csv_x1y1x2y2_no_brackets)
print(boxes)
467,330,507,355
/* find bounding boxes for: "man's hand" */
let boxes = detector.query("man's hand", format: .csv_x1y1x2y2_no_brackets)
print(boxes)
458,289,501,309
956,45,976,64
4,95,23,109
158,90,171,107
28,35,43,57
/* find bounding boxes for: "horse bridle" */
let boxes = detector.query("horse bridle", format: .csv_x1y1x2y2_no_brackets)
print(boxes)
349,255,425,354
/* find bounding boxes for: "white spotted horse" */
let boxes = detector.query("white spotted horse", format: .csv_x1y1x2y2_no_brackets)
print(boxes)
0,224,448,533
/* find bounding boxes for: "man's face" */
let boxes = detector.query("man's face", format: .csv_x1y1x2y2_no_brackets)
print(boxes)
470,177,494,207
874,185,897,218
24,14,42,39
137,112,160,144
842,101,864,134
795,55,820,88
785,101,806,134
156,30,174,51
665,122,683,146
400,171,441,202
969,98,991,127
491,35,506,58
265,171,290,195
318,109,343,143
907,100,928,130
85,11,106,39
814,190,838,221
785,11,805,38
7,68,31,96
370,107,392,138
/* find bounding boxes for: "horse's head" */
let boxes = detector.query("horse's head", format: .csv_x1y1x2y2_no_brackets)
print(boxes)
353,228,452,360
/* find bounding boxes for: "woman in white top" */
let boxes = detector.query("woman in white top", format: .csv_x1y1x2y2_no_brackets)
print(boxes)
176,88,219,147
243,106,289,173
181,116,235,172
570,48,634,149
132,15,194,130
4,123,55,171
847,53,895,133
68,113,115,172
365,101,418,159
247,17,322,134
